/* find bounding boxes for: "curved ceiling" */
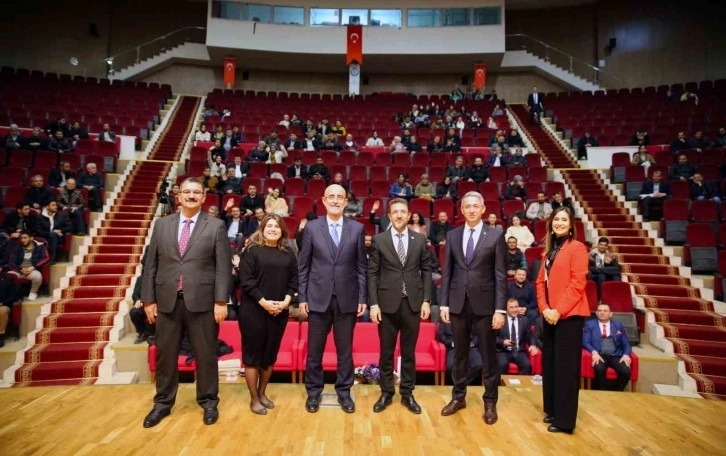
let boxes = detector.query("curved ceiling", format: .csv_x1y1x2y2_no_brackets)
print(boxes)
507,0,596,9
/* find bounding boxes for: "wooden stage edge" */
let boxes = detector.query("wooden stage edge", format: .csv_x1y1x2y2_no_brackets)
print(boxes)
1,383,725,456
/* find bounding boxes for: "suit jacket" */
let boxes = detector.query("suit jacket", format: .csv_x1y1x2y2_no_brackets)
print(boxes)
287,164,309,179
284,139,302,150
440,224,508,316
583,319,632,357
496,316,535,352
49,168,76,188
367,230,432,313
527,92,544,111
141,212,231,312
298,216,367,313
639,180,672,197
535,239,590,319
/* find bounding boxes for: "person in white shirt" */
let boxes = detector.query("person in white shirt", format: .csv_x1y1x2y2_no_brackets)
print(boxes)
278,114,290,129
366,131,384,147
526,192,553,222
496,298,538,375
195,124,211,142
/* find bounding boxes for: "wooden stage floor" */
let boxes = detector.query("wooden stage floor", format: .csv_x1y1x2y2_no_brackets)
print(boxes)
1,383,725,456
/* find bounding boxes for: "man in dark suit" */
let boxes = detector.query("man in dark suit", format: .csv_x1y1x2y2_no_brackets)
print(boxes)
583,303,632,391
287,156,309,180
284,133,302,152
496,298,539,375
298,184,367,414
49,161,76,188
367,198,432,414
527,86,544,125
141,177,231,428
440,191,507,425
638,170,672,222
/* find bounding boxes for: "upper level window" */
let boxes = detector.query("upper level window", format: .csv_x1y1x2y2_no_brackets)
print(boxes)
443,8,470,26
474,6,502,25
243,4,272,23
342,9,368,26
370,9,401,27
407,9,439,28
311,8,340,26
273,6,304,25
212,1,242,20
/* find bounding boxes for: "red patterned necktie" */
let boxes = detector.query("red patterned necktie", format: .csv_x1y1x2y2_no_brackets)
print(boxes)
602,324,607,338
178,219,193,291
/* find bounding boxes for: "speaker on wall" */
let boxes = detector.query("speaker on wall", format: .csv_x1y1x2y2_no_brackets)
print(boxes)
242,71,250,81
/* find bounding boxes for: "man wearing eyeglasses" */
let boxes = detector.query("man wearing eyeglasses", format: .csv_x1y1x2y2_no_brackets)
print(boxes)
298,184,368,414
141,177,231,428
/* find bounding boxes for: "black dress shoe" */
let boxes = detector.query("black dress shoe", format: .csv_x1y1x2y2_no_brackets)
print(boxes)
143,408,170,428
338,396,355,413
203,407,219,425
400,395,422,414
441,399,466,416
373,393,393,413
543,415,555,423
305,395,321,413
547,425,573,434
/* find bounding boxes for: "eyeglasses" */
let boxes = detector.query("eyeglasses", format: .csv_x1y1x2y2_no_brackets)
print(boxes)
181,190,204,195
325,195,346,201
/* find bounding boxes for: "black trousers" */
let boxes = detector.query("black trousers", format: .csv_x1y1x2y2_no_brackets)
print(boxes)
496,349,532,375
542,316,584,431
305,296,356,398
445,348,482,385
153,296,219,412
129,306,153,336
451,298,498,402
378,297,420,395
593,353,631,391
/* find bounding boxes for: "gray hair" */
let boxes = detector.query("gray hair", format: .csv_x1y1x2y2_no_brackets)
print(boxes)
460,191,485,208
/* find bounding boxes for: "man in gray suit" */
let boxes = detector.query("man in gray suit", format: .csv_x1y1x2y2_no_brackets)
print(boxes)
141,177,231,428
367,198,432,414
439,191,507,425
299,184,367,414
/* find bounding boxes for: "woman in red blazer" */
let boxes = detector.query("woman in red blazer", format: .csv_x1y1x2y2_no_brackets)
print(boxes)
535,206,590,434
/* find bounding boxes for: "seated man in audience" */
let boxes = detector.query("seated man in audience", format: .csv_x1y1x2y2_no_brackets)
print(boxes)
25,175,54,210
429,211,452,253
714,127,726,148
583,303,632,391
576,132,599,160
490,133,510,152
0,201,39,238
57,178,87,235
444,128,461,149
630,128,650,146
508,268,538,327
668,154,698,181
550,191,572,210
227,155,248,180
467,157,490,184
588,237,622,300
287,156,309,180
307,156,330,182
77,163,104,212
388,136,405,153
243,207,266,238
427,136,445,153
130,252,155,344
49,161,75,188
406,135,422,153
231,125,244,143
207,148,226,178
221,128,238,153
446,155,467,183
97,123,117,143
49,130,72,154
496,298,538,375
45,116,70,137
36,200,71,264
303,130,321,151
690,173,721,207
222,201,245,244
209,139,226,162
508,128,525,148
0,272,20,347
438,321,482,385
487,145,507,167
219,168,242,195
6,231,50,301
366,131,384,147
240,184,264,216
207,206,220,218
368,200,391,232
388,173,412,200
505,238,527,278
263,130,282,151
320,133,341,152
4,124,25,151
247,141,270,163
639,170,671,222
670,131,690,155
414,174,436,201
301,119,316,137
507,147,527,168
442,136,461,153
200,166,219,193
505,175,527,201
341,134,360,152
284,133,302,152
26,127,49,152
689,130,710,152
526,191,553,222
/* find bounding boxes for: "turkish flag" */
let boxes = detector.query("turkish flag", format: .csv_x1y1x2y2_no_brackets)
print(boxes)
346,25,363,65
223,57,236,88
474,64,487,90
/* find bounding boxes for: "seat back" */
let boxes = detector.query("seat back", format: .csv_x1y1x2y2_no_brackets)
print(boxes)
600,281,633,313
611,312,640,346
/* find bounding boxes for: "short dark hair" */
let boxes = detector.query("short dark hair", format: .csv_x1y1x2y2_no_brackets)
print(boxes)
19,230,33,237
507,236,518,243
598,237,609,244
16,201,30,210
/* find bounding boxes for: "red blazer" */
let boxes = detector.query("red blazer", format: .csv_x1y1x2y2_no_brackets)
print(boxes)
535,239,590,319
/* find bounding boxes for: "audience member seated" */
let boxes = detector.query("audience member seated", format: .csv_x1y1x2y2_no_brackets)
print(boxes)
505,176,527,201
583,303,632,392
97,123,116,143
208,139,226,162
526,191,553,222
576,132,599,160
332,172,347,190
243,207,266,238
231,126,244,143
505,215,534,252
68,121,90,148
3,124,25,151
414,174,436,201
220,128,238,153
505,237,526,277
49,130,72,154
195,124,211,142
490,134,510,152
427,136,444,153
207,205,220,218
639,170,672,222
307,156,330,181
485,213,503,232
491,104,504,117
207,149,226,178
303,131,321,151
487,146,507,168
669,154,698,181
689,130,710,151
508,269,538,326
1,202,39,238
366,131,384,147
284,133,302,152
331,120,347,138
444,128,461,148
680,90,699,105
508,147,527,168
389,136,405,153
446,156,467,183
264,187,288,216
6,231,49,301
200,167,219,194
25,127,49,152
408,212,427,238
588,237,622,301
508,128,525,148
25,175,54,210
227,155,248,179
78,163,104,212
278,114,291,129
442,137,461,153
240,184,265,216
36,200,71,264
220,168,242,194
670,131,689,155
222,202,245,245
438,321,482,385
248,141,270,163
57,178,87,235
389,173,412,200
45,116,70,137
550,192,572,210
691,173,721,207
631,145,655,169
130,261,155,344
714,127,726,148
630,128,650,146
406,135,422,153
429,211,453,253
263,130,282,151
213,124,224,141
287,156,309,180
496,298,538,375
0,273,20,347
436,176,458,201
344,191,362,218
301,119,316,137
467,157,490,184
368,200,391,232
202,105,218,121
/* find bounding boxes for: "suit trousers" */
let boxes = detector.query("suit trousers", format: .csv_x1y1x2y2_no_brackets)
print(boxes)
542,316,584,431
593,353,631,391
378,297,420,395
305,296,357,398
496,349,532,375
154,296,220,412
451,298,498,402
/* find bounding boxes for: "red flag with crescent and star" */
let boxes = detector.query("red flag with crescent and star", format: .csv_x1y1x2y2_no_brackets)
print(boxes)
346,25,363,65
223,57,236,88
474,64,487,90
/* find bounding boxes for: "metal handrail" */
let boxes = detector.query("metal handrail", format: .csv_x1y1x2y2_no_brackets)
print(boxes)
505,33,625,88
103,26,207,72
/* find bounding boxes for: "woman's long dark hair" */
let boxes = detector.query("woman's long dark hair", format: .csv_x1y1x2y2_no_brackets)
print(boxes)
251,214,290,252
544,206,576,253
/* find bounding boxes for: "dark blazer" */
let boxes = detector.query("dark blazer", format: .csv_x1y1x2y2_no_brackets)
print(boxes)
298,216,367,313
287,164,309,180
141,212,231,312
0,212,39,236
48,168,76,188
440,224,508,316
496,316,536,352
583,319,631,357
284,139,302,150
36,211,71,238
223,214,245,237
527,92,544,112
639,180,672,197
367,230,432,313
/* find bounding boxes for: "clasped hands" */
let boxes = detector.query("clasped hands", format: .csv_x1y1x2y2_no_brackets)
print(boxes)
542,308,561,325
260,298,289,316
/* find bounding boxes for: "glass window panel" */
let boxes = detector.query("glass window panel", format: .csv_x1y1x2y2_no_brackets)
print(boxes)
474,6,502,25
273,6,304,25
310,8,340,26
442,8,470,26
407,9,440,28
243,4,272,23
370,9,401,27
342,9,368,26
212,1,243,20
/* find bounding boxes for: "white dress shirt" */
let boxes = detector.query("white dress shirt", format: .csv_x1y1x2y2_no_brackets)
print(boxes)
462,221,484,256
326,216,343,243
391,227,409,258
178,211,201,242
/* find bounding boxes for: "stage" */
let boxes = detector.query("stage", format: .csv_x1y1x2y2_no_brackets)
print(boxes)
1,383,724,455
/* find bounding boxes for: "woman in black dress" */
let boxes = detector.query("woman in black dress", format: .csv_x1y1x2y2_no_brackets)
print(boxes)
239,214,298,415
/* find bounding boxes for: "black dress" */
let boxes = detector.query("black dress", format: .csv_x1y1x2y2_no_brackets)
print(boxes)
238,245,298,368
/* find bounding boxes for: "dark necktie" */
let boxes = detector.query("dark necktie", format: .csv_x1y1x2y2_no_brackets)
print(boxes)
396,233,407,297
511,318,518,351
465,228,475,264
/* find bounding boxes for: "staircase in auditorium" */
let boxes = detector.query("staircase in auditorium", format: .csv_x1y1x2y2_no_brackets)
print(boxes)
509,104,579,169
563,169,726,400
10,96,199,386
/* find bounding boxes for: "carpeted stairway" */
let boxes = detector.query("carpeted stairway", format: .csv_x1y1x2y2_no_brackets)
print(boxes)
509,104,579,169
11,96,200,386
